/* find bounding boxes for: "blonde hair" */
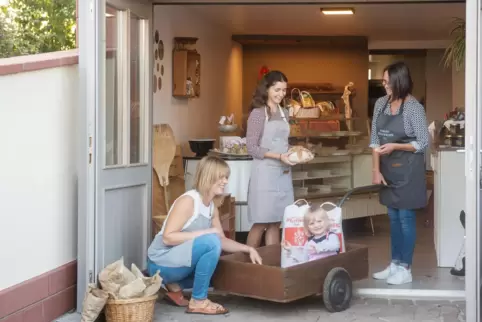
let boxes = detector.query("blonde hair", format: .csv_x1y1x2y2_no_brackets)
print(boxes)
303,207,330,236
193,156,231,206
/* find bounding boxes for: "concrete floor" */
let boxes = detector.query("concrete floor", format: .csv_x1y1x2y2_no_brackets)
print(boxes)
347,214,465,292
60,205,467,321
57,296,466,322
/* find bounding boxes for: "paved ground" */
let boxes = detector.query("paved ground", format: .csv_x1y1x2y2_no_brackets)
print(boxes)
58,296,466,322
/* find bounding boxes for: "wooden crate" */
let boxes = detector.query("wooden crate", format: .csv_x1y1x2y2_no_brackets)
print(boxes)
218,195,236,241
212,243,368,303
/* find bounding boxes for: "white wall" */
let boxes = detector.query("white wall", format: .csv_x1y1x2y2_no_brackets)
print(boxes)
0,66,78,290
153,5,233,152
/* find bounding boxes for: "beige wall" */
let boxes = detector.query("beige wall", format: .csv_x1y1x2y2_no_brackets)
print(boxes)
452,64,465,109
425,49,453,124
153,6,232,153
369,54,426,102
225,41,244,131
241,45,369,130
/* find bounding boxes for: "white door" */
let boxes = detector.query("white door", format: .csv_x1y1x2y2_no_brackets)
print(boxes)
77,0,152,310
465,0,481,321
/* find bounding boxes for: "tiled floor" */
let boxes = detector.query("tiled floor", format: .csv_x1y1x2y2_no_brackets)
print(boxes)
346,214,465,291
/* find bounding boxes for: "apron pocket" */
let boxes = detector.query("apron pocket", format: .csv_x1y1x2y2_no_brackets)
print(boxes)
382,157,411,187
253,164,287,192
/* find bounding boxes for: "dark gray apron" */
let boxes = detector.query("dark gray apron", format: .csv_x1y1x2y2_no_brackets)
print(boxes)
377,98,427,210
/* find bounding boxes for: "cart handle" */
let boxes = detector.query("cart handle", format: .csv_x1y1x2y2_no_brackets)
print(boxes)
320,202,338,209
294,199,309,206
337,184,387,207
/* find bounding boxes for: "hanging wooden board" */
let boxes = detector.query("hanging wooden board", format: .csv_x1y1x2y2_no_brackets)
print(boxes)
153,124,176,187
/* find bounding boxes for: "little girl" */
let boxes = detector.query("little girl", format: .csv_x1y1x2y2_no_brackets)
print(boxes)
303,207,340,261
282,206,340,264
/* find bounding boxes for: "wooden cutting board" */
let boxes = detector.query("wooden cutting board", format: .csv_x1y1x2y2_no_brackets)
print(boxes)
153,124,176,187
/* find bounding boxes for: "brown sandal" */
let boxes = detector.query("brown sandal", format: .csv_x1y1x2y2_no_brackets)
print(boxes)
185,299,229,315
161,289,189,307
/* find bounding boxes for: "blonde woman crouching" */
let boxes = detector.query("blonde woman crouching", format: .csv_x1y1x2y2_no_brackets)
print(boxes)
147,156,262,315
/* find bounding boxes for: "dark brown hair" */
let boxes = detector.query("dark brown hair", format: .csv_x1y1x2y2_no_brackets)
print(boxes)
250,71,288,116
383,61,413,101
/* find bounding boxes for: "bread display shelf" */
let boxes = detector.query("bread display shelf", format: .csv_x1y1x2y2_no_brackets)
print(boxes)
295,188,350,199
292,171,351,181
295,115,360,121
290,131,363,139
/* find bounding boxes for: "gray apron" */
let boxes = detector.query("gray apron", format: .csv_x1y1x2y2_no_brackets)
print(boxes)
147,190,213,267
377,98,427,210
247,107,294,223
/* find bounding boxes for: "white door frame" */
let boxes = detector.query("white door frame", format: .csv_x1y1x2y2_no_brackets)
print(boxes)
77,0,153,311
465,0,480,321
77,0,99,310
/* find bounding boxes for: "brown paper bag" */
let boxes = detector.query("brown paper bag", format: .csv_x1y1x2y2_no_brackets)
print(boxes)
118,278,147,299
131,264,163,297
131,263,145,278
98,257,136,298
80,284,108,322
143,271,162,297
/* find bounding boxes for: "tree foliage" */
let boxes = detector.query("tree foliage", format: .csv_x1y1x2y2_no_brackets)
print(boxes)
0,0,76,58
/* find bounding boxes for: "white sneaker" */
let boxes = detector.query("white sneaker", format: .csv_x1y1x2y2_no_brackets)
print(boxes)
372,262,399,280
386,266,412,285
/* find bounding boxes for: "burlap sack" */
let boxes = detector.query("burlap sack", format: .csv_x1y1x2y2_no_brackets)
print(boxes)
80,284,108,322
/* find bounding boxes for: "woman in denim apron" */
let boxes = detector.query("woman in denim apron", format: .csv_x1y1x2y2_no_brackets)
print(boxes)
370,62,429,285
245,71,295,248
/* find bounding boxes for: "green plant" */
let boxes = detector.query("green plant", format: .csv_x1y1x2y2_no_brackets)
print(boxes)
0,0,76,58
442,17,465,71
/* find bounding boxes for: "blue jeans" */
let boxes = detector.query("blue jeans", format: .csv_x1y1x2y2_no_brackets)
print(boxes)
388,207,416,267
147,233,221,300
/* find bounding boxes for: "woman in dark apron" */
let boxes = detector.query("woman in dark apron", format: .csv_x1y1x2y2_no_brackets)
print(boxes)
369,62,429,285
245,71,295,248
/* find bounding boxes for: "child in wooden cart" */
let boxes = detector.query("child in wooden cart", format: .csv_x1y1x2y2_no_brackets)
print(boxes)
281,204,341,267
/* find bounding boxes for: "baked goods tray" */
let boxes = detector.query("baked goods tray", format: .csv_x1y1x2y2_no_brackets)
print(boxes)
208,149,252,159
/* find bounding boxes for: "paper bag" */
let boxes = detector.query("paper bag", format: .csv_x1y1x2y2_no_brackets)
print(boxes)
98,257,136,298
80,284,108,322
281,199,310,268
320,202,346,253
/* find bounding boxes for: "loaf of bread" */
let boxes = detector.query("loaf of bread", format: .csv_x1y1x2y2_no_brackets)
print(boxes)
287,146,314,164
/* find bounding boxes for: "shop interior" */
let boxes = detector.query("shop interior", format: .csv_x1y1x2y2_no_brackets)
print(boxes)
149,1,466,295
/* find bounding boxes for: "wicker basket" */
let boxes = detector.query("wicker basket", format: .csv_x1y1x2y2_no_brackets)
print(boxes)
105,295,158,322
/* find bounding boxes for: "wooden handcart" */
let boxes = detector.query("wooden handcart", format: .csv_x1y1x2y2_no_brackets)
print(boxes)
212,185,384,313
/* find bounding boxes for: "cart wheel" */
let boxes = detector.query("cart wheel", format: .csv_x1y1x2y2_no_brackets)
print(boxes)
322,267,352,313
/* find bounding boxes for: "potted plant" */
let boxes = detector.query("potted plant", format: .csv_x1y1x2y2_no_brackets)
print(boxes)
442,17,466,71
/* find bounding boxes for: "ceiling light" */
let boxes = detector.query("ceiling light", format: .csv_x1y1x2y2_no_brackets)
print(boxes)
321,8,354,15
106,13,115,17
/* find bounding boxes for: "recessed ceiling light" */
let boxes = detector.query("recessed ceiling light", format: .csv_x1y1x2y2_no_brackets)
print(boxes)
321,8,354,15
